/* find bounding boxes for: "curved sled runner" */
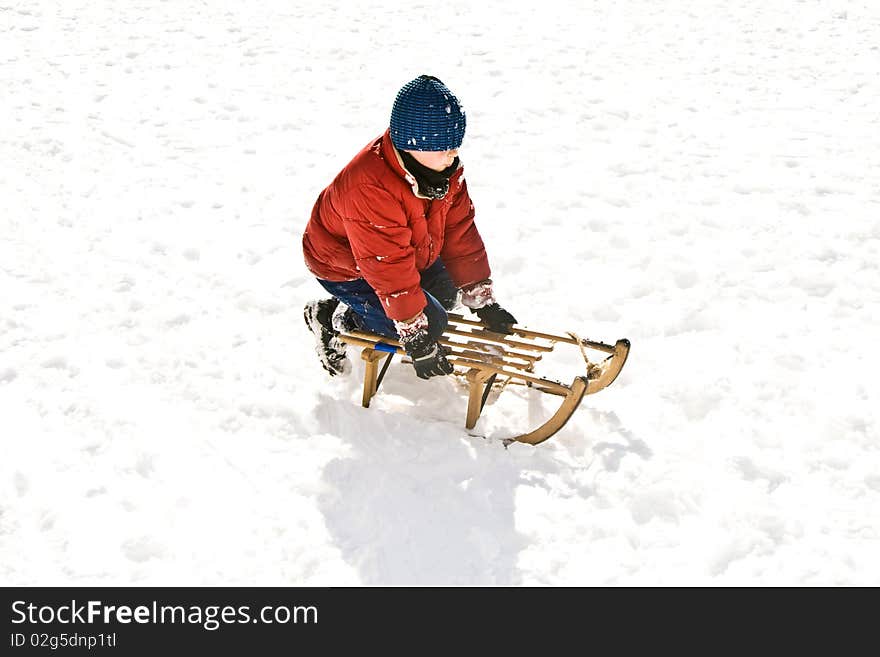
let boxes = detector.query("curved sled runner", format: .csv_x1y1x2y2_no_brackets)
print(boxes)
338,313,630,446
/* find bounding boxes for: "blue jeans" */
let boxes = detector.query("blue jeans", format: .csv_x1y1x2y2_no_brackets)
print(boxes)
317,259,457,340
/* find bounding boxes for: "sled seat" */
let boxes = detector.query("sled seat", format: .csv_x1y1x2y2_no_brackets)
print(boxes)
337,313,630,446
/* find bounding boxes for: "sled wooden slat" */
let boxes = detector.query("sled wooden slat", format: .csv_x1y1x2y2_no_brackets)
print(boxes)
340,333,402,354
447,358,571,395
448,313,617,354
444,327,555,353
499,378,569,397
448,349,535,373
444,338,543,364
346,329,541,365
336,317,630,446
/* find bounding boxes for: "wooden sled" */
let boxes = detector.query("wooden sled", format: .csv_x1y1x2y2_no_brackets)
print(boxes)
337,313,630,446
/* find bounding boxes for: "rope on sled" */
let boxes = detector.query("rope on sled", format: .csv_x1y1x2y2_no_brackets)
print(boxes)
567,331,592,366
567,331,603,380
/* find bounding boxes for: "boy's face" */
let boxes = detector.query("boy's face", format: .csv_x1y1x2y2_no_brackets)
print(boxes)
405,148,459,172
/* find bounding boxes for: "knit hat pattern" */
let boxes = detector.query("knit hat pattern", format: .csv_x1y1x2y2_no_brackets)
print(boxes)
390,75,466,152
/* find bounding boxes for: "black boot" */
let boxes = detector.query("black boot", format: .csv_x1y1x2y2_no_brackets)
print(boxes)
303,298,348,376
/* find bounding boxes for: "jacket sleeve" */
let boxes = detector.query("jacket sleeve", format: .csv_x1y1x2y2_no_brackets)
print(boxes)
439,176,491,288
342,183,428,321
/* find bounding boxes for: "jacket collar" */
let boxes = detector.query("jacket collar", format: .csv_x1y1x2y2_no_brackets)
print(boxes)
380,129,462,200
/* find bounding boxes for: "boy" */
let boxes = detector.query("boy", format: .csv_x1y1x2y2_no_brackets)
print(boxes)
302,75,516,379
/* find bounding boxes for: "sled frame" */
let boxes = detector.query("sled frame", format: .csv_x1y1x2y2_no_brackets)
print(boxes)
338,314,630,446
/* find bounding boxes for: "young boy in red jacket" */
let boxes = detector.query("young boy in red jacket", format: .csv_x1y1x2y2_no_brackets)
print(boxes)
302,75,516,379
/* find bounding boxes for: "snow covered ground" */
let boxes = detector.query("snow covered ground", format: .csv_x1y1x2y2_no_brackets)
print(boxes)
2,0,879,585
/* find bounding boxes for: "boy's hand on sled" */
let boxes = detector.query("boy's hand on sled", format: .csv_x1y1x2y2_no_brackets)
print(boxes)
460,280,517,333
402,331,454,379
473,303,518,334
394,312,454,379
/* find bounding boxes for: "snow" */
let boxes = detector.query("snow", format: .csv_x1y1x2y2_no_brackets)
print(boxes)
2,0,879,585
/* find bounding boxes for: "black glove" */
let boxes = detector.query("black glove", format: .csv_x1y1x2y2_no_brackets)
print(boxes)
472,303,518,334
401,330,454,380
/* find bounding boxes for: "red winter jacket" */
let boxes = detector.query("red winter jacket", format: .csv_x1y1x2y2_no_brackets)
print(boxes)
302,129,491,321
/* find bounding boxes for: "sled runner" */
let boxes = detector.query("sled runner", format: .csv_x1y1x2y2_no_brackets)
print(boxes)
337,313,630,446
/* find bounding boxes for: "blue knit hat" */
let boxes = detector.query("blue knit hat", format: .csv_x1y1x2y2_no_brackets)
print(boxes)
390,75,466,152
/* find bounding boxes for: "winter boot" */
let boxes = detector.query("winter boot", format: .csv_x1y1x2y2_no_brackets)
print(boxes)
303,298,348,376
331,303,360,334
